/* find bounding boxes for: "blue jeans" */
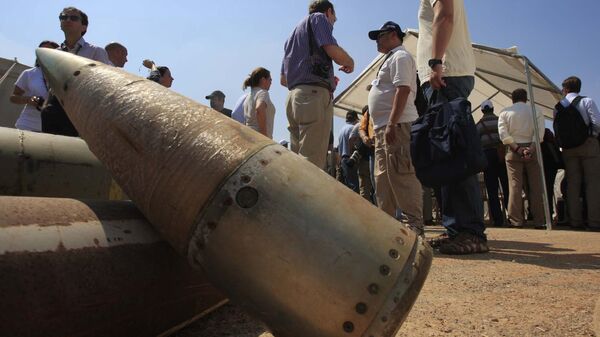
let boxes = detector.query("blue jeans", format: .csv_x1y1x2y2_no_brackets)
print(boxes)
422,76,486,239
341,157,360,193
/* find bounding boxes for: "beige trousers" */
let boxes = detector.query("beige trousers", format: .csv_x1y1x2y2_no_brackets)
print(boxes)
505,149,545,225
357,157,372,201
562,137,600,227
374,123,423,228
285,85,333,170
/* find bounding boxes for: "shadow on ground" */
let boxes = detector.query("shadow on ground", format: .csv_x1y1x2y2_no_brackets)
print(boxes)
430,227,600,270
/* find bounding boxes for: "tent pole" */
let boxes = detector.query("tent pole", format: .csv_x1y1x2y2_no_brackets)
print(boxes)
0,58,18,87
522,56,552,230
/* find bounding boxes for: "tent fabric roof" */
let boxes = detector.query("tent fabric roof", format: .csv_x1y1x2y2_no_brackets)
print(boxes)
333,30,562,123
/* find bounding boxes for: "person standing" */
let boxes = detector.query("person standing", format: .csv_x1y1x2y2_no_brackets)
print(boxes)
476,100,509,227
498,88,545,227
368,21,423,235
41,6,112,136
555,76,600,230
10,40,59,132
143,59,174,88
105,42,128,68
417,0,488,253
230,93,249,124
243,67,276,139
206,90,232,117
337,111,360,192
281,0,354,169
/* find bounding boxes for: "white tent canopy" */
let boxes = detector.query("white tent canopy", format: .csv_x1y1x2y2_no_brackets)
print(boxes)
333,30,562,123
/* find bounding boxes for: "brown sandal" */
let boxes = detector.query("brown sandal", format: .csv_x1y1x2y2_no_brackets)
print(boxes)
438,233,489,255
426,233,451,248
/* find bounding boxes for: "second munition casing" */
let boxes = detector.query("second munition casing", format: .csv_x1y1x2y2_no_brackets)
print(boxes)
37,48,432,337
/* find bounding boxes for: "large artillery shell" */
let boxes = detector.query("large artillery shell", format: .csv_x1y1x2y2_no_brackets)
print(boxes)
37,48,432,337
0,126,125,200
0,196,226,337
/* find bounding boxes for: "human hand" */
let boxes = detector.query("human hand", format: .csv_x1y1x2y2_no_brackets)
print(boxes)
385,124,396,145
429,64,446,90
339,64,353,73
142,59,155,69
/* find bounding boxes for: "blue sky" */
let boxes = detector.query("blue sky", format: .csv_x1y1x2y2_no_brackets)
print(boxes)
1,1,599,144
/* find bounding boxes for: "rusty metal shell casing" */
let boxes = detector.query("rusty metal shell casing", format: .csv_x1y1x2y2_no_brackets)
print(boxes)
36,49,432,337
0,126,125,199
0,196,226,337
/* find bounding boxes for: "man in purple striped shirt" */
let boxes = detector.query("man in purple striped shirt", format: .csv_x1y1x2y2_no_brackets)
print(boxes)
281,0,354,169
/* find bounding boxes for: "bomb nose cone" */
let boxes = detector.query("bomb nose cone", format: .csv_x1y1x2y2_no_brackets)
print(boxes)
37,51,433,337
36,48,97,99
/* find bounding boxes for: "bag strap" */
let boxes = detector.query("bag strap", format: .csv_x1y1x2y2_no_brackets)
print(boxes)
307,16,316,58
571,96,593,135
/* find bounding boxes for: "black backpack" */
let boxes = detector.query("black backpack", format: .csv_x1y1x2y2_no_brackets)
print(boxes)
410,95,487,188
415,74,428,116
553,96,591,149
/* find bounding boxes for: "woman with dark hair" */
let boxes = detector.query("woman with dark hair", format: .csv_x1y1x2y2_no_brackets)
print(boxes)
243,67,275,138
9,40,60,132
143,59,174,88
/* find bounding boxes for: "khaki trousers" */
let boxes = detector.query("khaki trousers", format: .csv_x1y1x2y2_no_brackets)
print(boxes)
505,149,545,225
286,85,333,170
357,157,373,201
374,124,423,227
562,137,600,227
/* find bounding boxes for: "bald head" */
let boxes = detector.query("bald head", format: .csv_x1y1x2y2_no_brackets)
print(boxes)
105,42,128,67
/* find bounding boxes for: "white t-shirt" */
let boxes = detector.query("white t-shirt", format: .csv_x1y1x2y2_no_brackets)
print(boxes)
244,88,276,139
416,0,476,83
368,45,418,130
14,67,48,132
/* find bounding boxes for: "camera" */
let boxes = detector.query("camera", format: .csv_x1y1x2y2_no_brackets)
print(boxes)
345,150,362,168
311,63,331,79
32,96,45,110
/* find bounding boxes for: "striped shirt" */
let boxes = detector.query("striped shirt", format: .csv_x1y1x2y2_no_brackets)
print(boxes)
476,113,501,149
60,37,112,65
281,13,337,91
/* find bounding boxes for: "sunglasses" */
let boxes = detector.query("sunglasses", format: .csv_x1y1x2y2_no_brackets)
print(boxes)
59,14,81,22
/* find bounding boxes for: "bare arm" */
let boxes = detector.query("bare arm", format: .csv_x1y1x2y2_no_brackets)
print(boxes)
255,101,268,136
430,0,454,89
432,0,454,60
323,45,354,73
384,86,411,145
280,73,287,87
9,86,37,106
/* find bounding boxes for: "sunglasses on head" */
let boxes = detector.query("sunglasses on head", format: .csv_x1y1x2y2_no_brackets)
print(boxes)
59,14,81,22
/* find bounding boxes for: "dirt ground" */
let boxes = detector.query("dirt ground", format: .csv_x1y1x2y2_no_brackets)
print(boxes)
174,227,600,337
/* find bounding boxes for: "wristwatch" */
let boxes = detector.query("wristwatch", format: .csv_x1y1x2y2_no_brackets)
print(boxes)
428,58,442,69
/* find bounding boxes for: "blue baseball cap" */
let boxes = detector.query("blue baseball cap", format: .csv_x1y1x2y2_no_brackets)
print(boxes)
368,21,405,40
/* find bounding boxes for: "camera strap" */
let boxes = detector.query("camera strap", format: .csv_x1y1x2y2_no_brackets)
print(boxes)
306,15,332,64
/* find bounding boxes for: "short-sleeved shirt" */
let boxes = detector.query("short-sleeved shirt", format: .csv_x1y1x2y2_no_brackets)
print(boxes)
231,93,248,124
416,0,476,83
244,88,276,139
60,37,112,65
368,45,418,130
14,67,48,132
337,122,356,157
281,13,338,91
